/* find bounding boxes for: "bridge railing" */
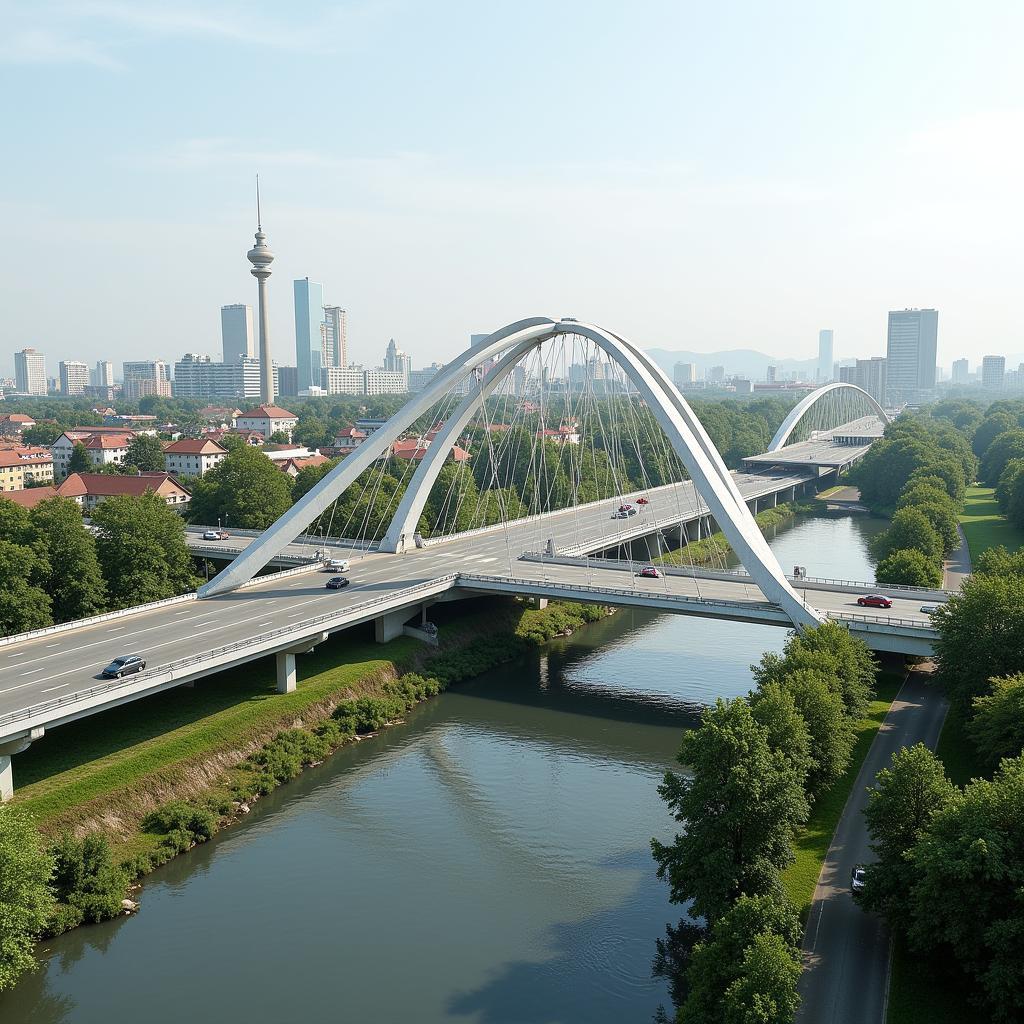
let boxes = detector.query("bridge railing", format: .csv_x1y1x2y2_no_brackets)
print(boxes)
0,575,460,734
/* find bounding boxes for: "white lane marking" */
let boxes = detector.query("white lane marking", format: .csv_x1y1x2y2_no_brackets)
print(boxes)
45,643,60,649
257,620,273,626
7,652,25,658
19,667,46,676
107,627,127,633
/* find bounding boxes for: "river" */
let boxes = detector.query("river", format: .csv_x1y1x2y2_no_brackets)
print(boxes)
1,512,885,1024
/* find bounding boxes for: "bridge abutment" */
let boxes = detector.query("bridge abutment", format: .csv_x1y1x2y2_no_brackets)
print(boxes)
375,609,410,644
0,727,45,801
275,633,329,694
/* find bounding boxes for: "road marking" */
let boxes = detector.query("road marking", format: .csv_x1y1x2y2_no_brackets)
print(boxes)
19,667,46,676
257,620,273,626
7,652,25,658
41,683,69,693
45,643,60,648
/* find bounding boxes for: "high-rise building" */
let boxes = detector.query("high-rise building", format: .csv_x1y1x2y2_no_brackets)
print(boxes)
14,348,46,395
885,309,938,404
383,338,412,383
766,365,777,384
673,362,696,386
59,360,89,395
173,353,278,399
221,304,255,364
321,366,366,395
277,366,299,398
951,358,970,385
409,363,443,393
709,365,726,383
840,357,887,405
122,360,171,400
90,360,114,387
363,368,408,395
323,306,347,369
817,330,834,382
294,278,325,392
982,355,1006,390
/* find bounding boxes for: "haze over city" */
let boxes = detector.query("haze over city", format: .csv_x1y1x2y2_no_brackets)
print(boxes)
3,0,1023,371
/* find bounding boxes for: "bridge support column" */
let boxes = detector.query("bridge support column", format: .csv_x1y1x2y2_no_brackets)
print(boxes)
530,597,549,609
375,609,410,644
768,491,778,508
0,727,44,801
275,632,330,694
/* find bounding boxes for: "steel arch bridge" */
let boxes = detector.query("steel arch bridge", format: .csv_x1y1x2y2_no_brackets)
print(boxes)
767,382,889,452
199,318,873,629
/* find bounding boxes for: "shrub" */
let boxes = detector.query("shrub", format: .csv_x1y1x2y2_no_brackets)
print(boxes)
876,548,943,589
142,800,217,850
47,833,129,934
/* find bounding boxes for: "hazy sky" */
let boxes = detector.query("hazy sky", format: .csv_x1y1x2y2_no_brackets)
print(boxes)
2,0,1022,376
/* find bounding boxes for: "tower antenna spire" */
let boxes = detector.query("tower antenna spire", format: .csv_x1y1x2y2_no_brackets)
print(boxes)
256,173,262,231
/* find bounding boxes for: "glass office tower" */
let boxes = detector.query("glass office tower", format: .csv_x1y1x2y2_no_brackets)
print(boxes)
294,278,325,392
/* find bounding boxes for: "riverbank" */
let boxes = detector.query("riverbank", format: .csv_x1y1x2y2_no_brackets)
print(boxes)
655,500,814,567
11,597,612,942
958,484,1024,561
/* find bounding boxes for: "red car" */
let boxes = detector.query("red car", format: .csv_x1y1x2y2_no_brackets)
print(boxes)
635,497,650,505
618,504,633,512
857,594,893,609
637,566,663,579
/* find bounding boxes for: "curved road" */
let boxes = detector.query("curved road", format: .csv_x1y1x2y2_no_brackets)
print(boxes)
797,671,948,1023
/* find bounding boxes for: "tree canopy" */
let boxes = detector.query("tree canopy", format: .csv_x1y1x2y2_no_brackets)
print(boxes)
188,446,294,529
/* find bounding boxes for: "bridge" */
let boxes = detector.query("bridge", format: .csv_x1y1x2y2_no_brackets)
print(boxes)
0,317,923,797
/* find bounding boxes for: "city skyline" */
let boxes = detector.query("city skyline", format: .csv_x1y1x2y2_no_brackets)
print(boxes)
2,3,1023,373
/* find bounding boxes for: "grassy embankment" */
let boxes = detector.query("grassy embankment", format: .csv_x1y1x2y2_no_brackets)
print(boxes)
780,670,903,920
655,500,813,568
14,596,608,868
958,484,1024,562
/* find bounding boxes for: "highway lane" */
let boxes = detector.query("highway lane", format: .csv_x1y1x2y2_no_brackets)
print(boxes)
797,672,949,1024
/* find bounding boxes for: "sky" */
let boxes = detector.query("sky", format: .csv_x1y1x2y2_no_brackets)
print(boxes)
2,0,1023,376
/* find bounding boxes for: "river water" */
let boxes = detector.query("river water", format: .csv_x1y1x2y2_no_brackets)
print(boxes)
1,513,885,1024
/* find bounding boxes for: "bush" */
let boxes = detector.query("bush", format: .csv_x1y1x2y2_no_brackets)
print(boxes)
47,833,129,934
142,800,217,850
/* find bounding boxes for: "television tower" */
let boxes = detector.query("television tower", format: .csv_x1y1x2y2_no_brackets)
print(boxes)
247,176,275,403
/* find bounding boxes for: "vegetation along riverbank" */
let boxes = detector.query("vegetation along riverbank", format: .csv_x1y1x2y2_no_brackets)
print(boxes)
0,596,611,991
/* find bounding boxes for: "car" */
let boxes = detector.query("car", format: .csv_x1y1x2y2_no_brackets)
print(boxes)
856,594,893,609
202,529,229,541
611,511,627,519
618,504,633,513
321,558,350,573
637,566,663,579
101,654,146,679
851,865,867,893
635,497,650,505
326,576,350,590
920,604,939,615
626,507,638,516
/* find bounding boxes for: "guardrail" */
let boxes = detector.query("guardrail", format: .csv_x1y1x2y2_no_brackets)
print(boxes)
0,574,460,733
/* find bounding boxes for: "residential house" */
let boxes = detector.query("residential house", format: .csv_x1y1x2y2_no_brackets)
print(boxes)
333,426,367,450
51,429,135,478
0,445,54,490
163,438,228,478
57,472,191,512
0,485,59,509
277,453,331,478
235,404,298,441
0,413,36,436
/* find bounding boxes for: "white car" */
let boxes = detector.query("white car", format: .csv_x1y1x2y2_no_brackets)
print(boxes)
202,530,229,541
920,604,939,615
321,558,350,573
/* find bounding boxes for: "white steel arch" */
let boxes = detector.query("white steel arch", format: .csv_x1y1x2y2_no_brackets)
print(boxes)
768,382,890,452
200,317,821,628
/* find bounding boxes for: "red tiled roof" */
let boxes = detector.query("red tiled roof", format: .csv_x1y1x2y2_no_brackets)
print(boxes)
335,427,366,438
82,433,133,450
279,454,330,473
164,439,227,455
0,413,35,424
238,405,296,419
0,486,59,508
0,446,52,467
57,473,190,499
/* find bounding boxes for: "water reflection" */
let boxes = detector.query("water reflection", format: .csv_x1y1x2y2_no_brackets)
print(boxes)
0,514,883,1024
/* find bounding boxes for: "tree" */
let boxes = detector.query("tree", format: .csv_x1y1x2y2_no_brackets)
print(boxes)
970,674,1024,769
49,832,128,932
0,540,52,635
30,497,107,621
972,411,1017,458
975,545,1024,579
0,803,55,991
21,422,62,446
749,682,813,805
652,698,806,924
679,893,801,1024
876,548,943,589
293,415,328,449
268,430,291,444
126,434,166,473
67,441,91,474
907,756,1024,1021
91,493,197,608
980,429,1024,487
721,932,801,1024
933,573,1024,712
188,445,294,529
861,744,954,923
873,507,943,564
781,668,855,799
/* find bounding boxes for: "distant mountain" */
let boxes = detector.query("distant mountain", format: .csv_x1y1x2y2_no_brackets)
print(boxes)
645,348,819,380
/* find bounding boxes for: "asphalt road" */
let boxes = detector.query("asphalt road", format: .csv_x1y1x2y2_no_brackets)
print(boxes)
797,672,949,1024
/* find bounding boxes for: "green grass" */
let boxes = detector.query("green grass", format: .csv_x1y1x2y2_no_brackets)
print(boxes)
14,632,422,826
959,485,1024,561
935,705,986,788
781,672,903,919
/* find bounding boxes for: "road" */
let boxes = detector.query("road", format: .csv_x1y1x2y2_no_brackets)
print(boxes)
797,671,949,1024
942,524,972,591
